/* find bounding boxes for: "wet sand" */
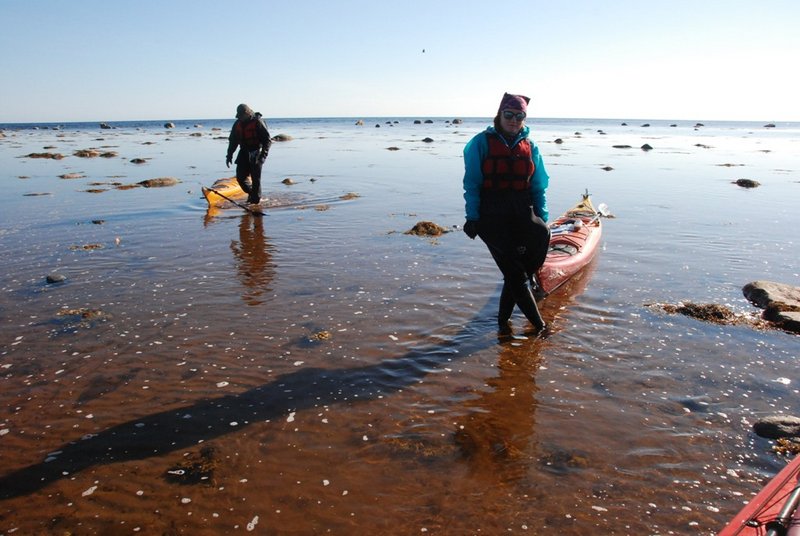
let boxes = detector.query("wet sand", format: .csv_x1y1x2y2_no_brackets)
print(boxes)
1,117,799,534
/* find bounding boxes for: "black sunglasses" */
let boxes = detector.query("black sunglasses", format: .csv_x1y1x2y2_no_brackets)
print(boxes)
502,110,526,121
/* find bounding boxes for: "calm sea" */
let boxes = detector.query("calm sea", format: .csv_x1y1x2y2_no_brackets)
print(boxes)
1,116,798,534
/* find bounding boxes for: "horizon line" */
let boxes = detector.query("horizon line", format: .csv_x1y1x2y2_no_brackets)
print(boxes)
0,115,794,127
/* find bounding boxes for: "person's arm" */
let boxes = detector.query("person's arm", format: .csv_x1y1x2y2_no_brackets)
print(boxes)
226,122,239,165
462,134,487,221
529,141,549,222
257,118,272,160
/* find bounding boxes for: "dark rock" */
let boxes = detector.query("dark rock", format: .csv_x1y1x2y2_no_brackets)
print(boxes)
130,158,147,164
554,138,563,144
99,123,112,129
743,281,800,333
613,145,632,149
753,415,800,439
413,120,422,124
641,144,653,151
24,152,64,159
424,119,433,124
164,122,175,129
641,123,650,127
452,118,463,124
422,137,434,143
743,281,800,309
734,178,760,188
138,177,179,188
46,273,67,284
764,123,776,128
601,166,614,171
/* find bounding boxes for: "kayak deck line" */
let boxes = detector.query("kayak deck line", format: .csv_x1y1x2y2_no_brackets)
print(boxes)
719,455,800,535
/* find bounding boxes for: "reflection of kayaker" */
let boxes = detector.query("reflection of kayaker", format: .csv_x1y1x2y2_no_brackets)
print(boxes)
230,213,274,306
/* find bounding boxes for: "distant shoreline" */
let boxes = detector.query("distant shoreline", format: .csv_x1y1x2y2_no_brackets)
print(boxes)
1,117,796,131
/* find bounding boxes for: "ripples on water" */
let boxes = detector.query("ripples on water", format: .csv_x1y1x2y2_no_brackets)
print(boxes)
0,118,798,534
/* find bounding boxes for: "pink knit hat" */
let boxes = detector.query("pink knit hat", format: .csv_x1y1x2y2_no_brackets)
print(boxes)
498,93,530,114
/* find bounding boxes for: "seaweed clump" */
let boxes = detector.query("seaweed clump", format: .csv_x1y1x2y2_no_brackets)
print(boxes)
405,221,447,237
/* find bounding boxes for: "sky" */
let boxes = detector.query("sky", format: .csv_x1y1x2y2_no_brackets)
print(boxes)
1,0,799,123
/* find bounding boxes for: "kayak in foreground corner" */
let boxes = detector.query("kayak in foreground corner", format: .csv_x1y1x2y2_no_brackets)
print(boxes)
718,455,800,536
535,191,606,297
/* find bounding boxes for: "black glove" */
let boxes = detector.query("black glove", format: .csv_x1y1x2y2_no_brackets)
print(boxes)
225,155,232,168
463,220,479,239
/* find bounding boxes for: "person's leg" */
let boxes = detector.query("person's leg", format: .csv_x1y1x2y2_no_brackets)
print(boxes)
518,209,551,276
509,277,545,331
480,219,546,332
235,159,252,195
497,282,515,331
248,160,262,204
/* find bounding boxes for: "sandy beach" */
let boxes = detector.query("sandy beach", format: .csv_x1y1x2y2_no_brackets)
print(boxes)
1,117,799,534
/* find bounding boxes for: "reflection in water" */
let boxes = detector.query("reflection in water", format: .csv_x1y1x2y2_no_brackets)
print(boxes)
455,337,542,484
452,260,596,486
230,213,274,305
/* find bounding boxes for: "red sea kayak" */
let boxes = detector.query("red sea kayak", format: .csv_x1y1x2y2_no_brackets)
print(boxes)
536,192,604,296
719,455,800,536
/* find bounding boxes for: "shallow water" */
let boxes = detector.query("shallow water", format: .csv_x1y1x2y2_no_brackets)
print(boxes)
1,117,799,534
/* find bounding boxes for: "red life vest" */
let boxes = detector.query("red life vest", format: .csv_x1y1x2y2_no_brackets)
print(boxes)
481,133,535,191
235,119,262,150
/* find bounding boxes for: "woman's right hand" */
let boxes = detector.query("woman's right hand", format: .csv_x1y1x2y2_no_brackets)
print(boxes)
463,220,479,239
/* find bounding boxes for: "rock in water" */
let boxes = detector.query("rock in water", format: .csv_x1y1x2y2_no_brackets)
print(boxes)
138,177,179,188
753,415,800,439
46,273,67,284
743,280,800,333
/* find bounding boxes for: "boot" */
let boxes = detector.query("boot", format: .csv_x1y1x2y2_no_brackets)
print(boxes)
512,283,546,332
498,282,515,331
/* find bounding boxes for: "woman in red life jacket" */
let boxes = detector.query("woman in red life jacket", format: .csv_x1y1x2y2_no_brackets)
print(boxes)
226,103,272,205
462,93,550,333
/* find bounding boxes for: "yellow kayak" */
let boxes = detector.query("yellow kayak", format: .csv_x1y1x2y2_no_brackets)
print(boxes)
201,177,245,208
